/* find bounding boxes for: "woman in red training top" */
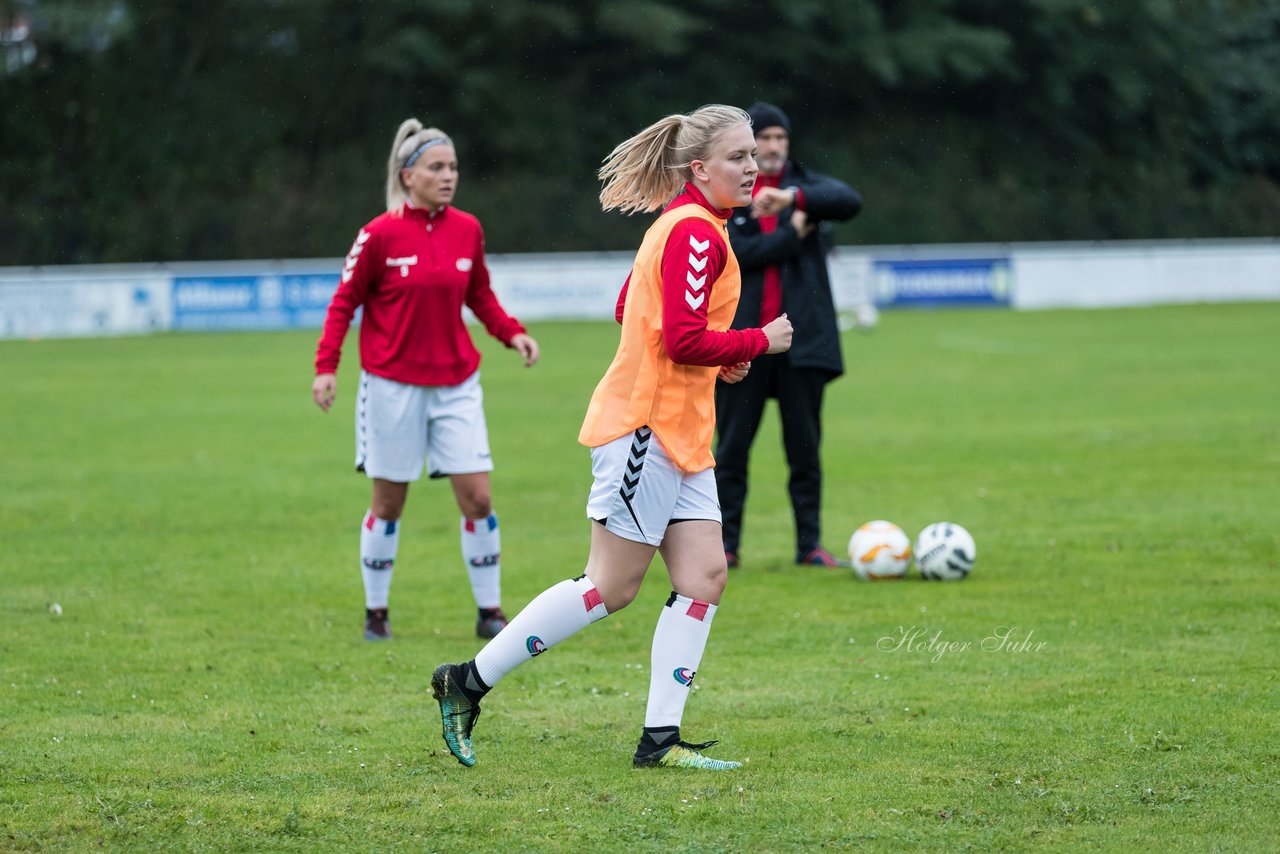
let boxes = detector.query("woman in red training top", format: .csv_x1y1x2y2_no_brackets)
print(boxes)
312,118,539,643
431,105,793,771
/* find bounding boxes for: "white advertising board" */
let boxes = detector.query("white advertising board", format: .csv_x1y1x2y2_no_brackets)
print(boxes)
0,274,170,339
1011,241,1280,309
483,252,635,321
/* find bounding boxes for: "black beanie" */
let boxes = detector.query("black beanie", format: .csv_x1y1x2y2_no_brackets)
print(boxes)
747,101,791,136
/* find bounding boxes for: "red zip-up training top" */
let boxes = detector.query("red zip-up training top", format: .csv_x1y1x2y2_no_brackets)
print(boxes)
314,204,526,387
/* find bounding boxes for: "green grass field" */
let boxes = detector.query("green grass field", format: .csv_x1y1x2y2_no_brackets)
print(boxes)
2,303,1277,852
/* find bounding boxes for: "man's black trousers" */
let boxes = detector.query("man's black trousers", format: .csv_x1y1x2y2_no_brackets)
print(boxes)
713,352,830,558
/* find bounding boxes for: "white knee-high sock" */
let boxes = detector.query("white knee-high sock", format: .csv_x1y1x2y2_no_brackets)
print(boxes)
644,592,718,729
361,511,399,609
474,575,608,687
460,513,502,609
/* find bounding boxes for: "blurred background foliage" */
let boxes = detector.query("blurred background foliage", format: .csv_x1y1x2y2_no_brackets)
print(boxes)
1,0,1277,264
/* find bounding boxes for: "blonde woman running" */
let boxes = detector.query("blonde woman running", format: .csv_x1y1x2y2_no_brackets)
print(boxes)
431,104,793,770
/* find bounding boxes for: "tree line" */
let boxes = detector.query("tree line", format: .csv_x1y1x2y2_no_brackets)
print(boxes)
2,0,1277,266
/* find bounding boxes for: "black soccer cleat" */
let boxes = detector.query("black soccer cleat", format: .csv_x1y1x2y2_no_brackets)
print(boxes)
364,608,391,641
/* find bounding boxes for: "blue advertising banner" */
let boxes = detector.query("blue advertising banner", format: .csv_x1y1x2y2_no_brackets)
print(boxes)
872,258,1012,308
172,274,339,330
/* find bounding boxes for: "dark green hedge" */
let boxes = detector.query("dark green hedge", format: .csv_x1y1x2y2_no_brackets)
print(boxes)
2,0,1277,264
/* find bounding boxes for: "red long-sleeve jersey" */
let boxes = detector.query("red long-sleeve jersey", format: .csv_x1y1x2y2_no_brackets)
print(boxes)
613,185,769,366
314,204,526,387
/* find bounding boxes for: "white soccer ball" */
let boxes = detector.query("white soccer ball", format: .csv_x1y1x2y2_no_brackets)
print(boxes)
848,520,912,581
914,522,977,581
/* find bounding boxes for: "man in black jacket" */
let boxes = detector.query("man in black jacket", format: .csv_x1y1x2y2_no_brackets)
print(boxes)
716,101,863,568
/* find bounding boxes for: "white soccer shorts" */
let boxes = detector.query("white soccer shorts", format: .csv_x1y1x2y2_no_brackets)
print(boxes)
585,426,721,547
355,369,493,482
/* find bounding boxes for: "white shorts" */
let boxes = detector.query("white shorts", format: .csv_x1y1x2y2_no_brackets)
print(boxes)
355,370,493,482
585,427,721,547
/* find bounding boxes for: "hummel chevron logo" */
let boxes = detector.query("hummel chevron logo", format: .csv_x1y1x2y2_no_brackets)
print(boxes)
686,234,710,312
343,230,370,284
619,427,651,538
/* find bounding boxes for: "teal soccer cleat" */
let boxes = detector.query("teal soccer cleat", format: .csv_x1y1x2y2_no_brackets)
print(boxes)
431,663,481,767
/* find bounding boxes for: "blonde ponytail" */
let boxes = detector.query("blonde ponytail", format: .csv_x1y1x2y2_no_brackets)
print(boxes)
598,104,752,214
385,118,454,213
